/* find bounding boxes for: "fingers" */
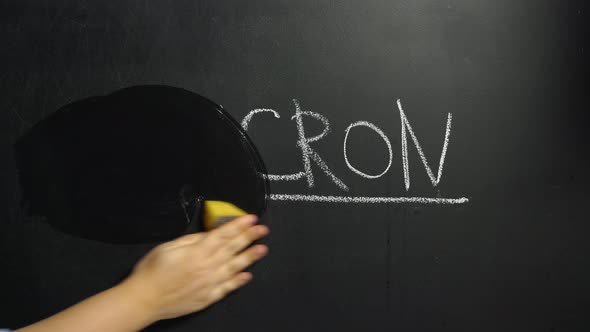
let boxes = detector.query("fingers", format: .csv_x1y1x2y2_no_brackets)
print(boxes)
197,215,258,252
218,244,268,279
198,215,269,305
209,272,253,303
213,224,269,261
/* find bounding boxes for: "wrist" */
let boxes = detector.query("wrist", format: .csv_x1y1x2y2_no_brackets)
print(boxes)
113,277,162,327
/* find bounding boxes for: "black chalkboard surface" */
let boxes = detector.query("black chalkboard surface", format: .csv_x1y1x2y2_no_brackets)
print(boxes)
0,1,588,331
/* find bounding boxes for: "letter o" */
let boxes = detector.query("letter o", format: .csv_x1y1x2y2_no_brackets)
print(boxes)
343,121,393,179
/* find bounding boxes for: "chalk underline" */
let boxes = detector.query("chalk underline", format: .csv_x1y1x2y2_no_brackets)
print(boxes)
269,194,469,204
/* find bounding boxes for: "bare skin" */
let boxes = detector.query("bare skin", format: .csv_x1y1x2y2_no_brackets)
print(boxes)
16,214,269,332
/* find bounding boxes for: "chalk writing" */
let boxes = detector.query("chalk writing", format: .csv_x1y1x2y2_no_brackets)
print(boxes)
241,98,468,204
270,194,468,204
343,121,393,179
398,99,452,191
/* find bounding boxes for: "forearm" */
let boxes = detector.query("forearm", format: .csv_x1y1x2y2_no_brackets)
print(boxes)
16,281,157,332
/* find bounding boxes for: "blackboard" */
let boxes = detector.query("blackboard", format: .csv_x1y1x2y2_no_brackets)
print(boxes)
0,1,588,331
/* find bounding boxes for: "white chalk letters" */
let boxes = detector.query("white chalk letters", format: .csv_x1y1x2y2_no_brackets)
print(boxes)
241,99,467,204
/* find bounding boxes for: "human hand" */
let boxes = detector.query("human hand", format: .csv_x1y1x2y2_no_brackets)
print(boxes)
118,214,269,322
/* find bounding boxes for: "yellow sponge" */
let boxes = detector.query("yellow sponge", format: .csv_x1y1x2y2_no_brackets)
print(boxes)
202,200,248,230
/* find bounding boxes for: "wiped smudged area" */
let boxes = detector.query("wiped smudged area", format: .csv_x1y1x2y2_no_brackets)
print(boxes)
14,85,269,244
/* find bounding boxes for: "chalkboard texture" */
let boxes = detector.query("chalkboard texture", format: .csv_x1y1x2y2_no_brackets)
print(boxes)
0,1,588,331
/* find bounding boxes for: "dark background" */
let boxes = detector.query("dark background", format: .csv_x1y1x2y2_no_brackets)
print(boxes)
1,1,588,331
